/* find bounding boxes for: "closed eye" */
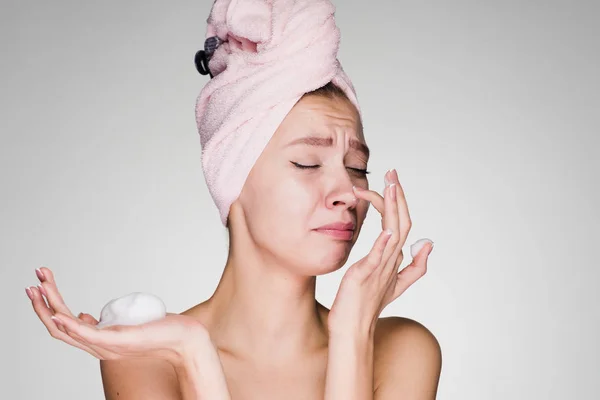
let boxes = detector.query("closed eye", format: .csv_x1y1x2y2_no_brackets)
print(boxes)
290,161,370,176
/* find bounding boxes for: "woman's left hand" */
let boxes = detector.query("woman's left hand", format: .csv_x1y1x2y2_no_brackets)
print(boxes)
327,169,434,337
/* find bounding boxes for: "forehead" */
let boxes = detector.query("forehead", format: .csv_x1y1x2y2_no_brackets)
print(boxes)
274,95,364,143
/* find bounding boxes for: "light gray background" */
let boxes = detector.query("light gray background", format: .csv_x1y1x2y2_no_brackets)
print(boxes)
2,1,598,399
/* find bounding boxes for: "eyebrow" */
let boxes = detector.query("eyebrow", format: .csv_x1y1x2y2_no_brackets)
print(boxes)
286,136,370,159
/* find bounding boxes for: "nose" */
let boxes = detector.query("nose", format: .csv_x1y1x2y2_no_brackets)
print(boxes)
332,193,358,210
327,181,359,211
325,138,363,211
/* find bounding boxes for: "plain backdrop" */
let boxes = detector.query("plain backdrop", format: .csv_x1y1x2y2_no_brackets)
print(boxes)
2,1,598,399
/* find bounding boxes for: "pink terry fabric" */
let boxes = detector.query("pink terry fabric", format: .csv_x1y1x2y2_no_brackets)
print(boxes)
195,0,361,226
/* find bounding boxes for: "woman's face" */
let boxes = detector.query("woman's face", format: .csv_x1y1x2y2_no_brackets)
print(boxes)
233,94,370,275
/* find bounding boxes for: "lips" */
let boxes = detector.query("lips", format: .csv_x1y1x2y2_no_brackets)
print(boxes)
314,221,356,241
315,222,355,231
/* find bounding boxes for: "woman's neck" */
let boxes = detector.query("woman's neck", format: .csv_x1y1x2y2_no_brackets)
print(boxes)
201,246,330,364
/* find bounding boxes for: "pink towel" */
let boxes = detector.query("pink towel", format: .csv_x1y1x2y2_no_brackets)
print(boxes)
195,0,361,226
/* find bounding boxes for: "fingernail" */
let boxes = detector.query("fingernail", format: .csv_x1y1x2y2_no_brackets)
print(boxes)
36,268,46,282
385,229,393,236
428,242,435,255
384,169,393,187
51,315,64,327
389,183,396,200
353,185,363,192
37,284,48,297
25,287,33,301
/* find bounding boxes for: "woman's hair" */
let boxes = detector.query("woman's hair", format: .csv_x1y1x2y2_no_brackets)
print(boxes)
302,81,361,125
303,81,362,132
302,81,351,102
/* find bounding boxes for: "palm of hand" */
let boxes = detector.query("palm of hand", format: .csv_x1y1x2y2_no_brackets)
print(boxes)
26,267,207,367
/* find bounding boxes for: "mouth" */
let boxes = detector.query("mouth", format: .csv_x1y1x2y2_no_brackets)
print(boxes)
313,221,356,241
314,228,354,241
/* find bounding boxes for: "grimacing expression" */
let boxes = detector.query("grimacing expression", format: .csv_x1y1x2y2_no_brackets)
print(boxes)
232,94,370,275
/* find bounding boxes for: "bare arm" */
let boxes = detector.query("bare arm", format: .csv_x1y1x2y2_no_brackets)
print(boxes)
101,359,181,400
173,333,232,400
324,331,375,400
100,330,231,400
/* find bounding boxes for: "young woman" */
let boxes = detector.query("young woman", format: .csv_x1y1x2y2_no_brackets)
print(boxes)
26,83,440,399
26,1,441,398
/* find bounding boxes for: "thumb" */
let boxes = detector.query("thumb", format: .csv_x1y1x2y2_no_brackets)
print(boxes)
77,312,99,326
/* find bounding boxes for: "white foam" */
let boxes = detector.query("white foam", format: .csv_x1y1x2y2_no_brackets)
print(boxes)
96,292,167,329
410,238,434,258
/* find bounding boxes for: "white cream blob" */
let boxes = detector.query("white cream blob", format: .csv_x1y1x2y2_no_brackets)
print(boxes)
410,238,434,258
96,292,167,329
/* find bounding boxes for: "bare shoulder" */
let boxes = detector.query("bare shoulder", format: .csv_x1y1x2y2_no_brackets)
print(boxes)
373,316,442,399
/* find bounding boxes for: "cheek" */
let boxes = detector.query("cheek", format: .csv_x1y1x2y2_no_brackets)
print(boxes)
246,176,318,239
268,179,315,223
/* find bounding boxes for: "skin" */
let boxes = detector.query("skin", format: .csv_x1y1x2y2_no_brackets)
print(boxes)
194,94,371,359
26,94,441,399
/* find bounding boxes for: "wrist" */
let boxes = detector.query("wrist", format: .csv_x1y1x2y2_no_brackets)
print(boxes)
327,321,376,342
173,324,213,369
328,331,375,355
174,329,231,400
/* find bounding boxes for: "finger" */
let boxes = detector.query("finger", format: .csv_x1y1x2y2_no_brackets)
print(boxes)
28,287,103,358
353,186,384,215
379,169,411,279
377,182,401,275
29,290,75,340
78,313,99,325
54,313,122,359
392,242,432,299
53,316,120,360
390,169,412,244
354,229,393,280
382,179,399,239
55,312,137,349
35,284,55,314
29,285,62,336
53,312,106,348
37,268,73,317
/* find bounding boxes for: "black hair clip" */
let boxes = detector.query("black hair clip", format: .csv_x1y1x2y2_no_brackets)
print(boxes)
195,36,224,78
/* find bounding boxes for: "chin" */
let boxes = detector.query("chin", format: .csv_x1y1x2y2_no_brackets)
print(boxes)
300,262,344,277
303,246,352,276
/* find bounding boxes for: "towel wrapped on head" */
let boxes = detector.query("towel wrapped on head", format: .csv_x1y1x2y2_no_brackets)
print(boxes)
195,0,361,226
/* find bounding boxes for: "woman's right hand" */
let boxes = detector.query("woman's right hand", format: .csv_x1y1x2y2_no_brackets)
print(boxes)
26,267,210,369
